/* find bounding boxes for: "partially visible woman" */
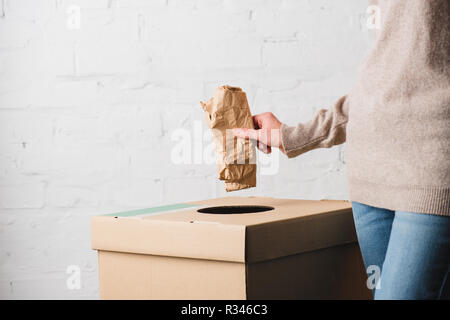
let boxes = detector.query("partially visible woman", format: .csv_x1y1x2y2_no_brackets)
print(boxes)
232,0,450,299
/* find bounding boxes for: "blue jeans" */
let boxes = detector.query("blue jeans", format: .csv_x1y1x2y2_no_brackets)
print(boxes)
351,201,450,300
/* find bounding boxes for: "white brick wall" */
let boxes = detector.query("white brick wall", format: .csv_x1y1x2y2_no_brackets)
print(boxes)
0,0,373,299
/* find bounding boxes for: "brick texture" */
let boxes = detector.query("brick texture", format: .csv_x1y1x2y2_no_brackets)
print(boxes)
0,0,373,298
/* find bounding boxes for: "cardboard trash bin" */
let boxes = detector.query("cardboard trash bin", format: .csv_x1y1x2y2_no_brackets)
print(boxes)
91,197,372,300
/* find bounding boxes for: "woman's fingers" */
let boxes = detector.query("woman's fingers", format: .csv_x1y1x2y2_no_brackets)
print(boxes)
231,128,261,142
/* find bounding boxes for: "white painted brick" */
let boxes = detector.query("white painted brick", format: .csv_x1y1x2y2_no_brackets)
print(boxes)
0,110,54,145
135,106,164,140
76,32,149,75
160,36,262,69
53,111,102,147
56,0,110,10
115,0,167,9
99,81,205,106
0,19,35,49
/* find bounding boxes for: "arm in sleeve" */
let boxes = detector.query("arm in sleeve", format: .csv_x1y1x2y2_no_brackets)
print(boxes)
281,95,349,158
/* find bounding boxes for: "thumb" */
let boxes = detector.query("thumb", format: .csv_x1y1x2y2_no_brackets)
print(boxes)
231,128,259,141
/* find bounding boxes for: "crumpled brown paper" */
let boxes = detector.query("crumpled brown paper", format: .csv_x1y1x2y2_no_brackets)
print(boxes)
201,86,256,192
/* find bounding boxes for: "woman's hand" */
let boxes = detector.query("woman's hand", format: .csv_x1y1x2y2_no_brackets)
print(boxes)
232,112,285,154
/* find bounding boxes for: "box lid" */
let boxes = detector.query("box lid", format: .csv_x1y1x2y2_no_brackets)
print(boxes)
91,197,356,263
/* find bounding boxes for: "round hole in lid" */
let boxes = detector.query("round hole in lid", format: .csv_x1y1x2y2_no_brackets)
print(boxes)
197,205,274,214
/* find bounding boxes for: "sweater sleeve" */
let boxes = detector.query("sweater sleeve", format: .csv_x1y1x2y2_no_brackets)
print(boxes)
280,95,349,158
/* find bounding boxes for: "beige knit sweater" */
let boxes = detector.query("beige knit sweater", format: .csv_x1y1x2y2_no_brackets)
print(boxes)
280,0,450,216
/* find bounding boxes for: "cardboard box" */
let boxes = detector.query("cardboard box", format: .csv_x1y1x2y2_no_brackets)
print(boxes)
91,197,372,299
